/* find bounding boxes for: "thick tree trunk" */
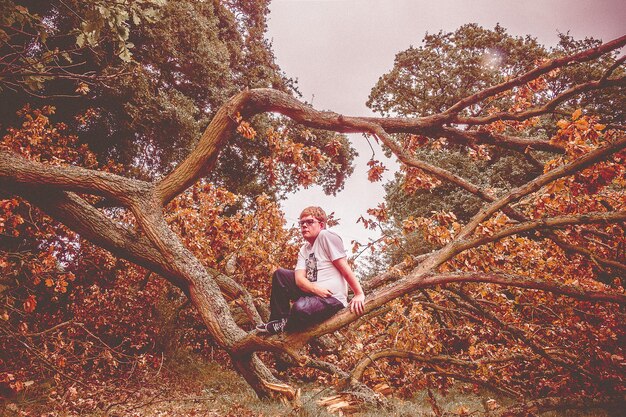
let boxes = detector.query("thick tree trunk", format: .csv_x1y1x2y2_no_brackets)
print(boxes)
231,353,298,400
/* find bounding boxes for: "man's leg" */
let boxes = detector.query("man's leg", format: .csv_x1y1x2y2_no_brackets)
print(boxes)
286,295,344,331
268,268,303,322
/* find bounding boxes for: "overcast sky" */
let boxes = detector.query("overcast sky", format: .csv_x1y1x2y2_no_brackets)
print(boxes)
265,0,626,256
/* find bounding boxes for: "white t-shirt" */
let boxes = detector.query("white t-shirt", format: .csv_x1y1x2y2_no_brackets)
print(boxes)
295,229,349,306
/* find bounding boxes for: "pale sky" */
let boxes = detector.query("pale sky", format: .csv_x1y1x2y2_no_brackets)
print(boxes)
266,0,626,257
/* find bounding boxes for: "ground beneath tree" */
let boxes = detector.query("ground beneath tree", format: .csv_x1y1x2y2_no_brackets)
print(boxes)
0,353,614,417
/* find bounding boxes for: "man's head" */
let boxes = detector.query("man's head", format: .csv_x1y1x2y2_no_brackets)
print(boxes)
299,206,326,243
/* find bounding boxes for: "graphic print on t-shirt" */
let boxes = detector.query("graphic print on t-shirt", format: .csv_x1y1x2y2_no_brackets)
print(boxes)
306,252,318,282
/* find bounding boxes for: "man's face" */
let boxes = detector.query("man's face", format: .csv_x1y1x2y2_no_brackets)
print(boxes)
299,215,323,243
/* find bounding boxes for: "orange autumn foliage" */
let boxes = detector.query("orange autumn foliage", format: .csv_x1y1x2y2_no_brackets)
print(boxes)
0,107,300,395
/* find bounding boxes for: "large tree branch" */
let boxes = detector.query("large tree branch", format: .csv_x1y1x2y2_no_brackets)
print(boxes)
151,33,625,205
3,185,173,282
0,151,266,318
453,135,626,242
390,136,624,275
0,150,151,206
456,76,626,125
149,87,558,205
231,269,625,356
442,35,626,117
453,211,626,256
156,91,250,205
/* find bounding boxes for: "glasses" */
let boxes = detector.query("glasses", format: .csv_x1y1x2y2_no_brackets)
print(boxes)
298,219,319,227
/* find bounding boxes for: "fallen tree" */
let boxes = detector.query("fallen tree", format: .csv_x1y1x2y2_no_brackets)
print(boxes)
1,34,625,411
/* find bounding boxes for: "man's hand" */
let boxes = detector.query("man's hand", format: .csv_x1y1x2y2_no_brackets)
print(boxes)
312,286,333,298
295,269,333,297
349,293,365,315
332,257,365,316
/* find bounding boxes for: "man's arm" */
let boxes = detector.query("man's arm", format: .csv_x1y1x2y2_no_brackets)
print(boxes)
332,257,365,315
295,269,333,298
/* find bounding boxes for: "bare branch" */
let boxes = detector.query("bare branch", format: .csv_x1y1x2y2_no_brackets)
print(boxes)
553,238,626,274
441,127,565,153
600,55,625,83
349,348,521,398
454,135,626,242
457,76,625,125
9,320,76,338
448,288,595,382
453,211,626,256
420,272,626,304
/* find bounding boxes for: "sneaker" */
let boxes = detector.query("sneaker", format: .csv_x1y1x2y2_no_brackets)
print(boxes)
256,318,287,335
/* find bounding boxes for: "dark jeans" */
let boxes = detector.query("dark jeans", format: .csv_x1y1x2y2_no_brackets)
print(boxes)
269,268,344,331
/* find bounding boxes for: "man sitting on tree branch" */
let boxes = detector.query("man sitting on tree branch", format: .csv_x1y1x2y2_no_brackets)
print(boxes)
257,206,365,334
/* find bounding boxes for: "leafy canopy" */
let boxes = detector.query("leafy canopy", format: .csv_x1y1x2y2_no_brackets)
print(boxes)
0,0,355,200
